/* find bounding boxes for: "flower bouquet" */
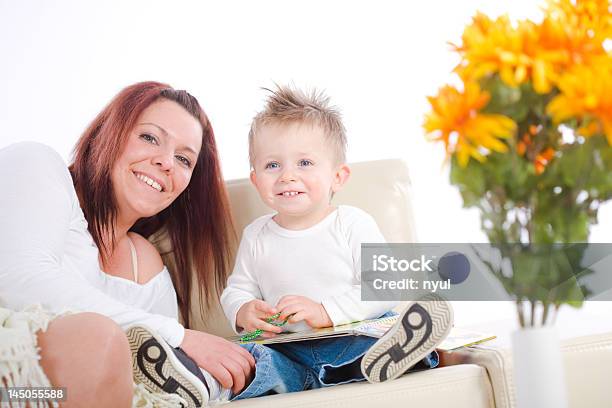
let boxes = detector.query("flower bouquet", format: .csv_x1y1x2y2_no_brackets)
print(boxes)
423,0,612,327
423,2,611,405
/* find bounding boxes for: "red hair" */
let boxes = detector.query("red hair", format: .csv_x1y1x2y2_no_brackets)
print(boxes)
69,81,234,327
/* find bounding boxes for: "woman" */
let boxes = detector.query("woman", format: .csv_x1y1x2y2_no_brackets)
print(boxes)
0,82,254,407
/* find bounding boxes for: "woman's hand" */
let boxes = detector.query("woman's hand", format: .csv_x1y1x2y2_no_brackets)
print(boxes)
179,329,255,394
276,295,333,328
235,299,283,338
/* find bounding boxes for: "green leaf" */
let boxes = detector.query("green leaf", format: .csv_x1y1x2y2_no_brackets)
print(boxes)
450,156,486,208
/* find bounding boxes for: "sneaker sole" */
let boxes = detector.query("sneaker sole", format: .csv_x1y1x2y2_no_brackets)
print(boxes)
126,325,208,408
361,293,453,383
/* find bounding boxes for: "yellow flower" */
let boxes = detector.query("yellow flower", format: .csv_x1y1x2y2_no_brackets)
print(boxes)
534,147,556,175
545,0,612,41
453,14,524,83
453,14,559,93
454,1,610,93
538,0,610,70
424,82,517,167
547,56,612,145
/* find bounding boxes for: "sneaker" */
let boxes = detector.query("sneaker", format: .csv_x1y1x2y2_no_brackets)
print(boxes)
126,325,210,407
361,293,453,383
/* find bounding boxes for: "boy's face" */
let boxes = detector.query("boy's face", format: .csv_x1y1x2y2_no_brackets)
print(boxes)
250,122,350,229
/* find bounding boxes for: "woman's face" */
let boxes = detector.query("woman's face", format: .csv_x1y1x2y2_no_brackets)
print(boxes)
111,98,203,223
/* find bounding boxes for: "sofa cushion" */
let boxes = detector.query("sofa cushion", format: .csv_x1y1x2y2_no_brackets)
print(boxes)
228,365,494,408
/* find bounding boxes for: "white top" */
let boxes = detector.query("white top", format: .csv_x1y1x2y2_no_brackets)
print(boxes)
220,205,398,333
0,142,184,347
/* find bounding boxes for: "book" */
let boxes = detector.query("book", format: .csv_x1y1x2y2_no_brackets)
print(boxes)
230,314,496,351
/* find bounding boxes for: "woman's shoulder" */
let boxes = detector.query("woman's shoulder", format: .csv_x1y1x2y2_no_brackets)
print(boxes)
2,141,66,166
1,142,75,197
2,142,70,179
127,232,165,283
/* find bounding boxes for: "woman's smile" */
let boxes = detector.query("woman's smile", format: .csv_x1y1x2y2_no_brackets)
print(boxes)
132,170,165,193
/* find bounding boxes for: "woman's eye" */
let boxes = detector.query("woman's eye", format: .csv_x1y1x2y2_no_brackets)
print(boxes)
140,133,159,145
298,159,313,167
176,155,192,168
265,162,280,169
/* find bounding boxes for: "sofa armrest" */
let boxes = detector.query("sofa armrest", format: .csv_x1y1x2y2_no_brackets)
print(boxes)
442,332,612,408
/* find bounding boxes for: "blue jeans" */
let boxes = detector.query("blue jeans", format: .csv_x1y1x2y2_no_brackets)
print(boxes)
232,336,439,400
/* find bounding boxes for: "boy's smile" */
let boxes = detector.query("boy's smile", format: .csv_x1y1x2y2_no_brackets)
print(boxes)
278,190,305,197
250,121,350,230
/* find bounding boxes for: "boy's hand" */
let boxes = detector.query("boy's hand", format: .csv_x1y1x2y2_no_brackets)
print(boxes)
236,299,283,337
276,295,333,328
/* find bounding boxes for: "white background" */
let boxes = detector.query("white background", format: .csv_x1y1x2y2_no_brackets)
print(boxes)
1,0,610,327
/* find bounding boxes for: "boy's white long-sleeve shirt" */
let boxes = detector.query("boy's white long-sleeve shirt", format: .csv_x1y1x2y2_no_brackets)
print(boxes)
220,205,398,333
0,142,184,347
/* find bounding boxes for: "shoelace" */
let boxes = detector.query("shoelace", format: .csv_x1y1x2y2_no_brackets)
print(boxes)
239,313,294,342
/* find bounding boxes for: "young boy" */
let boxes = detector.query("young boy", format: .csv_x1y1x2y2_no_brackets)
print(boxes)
219,85,454,400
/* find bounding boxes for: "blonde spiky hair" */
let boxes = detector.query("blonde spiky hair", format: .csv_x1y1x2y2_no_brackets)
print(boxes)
248,84,347,167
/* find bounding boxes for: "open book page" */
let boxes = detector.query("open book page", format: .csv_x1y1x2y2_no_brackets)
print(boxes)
230,314,495,351
228,317,379,345
352,316,496,350
437,327,497,350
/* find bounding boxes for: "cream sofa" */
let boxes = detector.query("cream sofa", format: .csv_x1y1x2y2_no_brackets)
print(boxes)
180,159,612,408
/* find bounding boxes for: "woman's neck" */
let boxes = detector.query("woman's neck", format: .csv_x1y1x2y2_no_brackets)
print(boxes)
98,214,135,267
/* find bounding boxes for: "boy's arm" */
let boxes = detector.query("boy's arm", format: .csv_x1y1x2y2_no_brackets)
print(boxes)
220,235,262,333
322,285,398,326
321,208,399,326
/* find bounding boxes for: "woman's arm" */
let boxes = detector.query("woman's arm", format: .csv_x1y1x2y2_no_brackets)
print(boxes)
0,143,184,345
0,142,255,391
180,329,255,394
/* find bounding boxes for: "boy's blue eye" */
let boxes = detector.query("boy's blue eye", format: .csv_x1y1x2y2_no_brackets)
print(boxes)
140,133,159,145
298,159,313,167
265,162,280,169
